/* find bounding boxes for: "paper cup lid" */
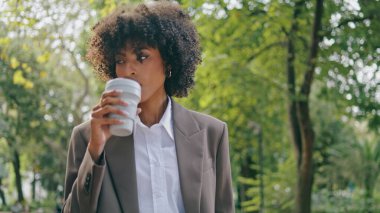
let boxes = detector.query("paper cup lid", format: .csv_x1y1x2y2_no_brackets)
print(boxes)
106,78,141,88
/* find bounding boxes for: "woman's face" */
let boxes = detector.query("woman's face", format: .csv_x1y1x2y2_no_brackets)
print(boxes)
115,44,166,104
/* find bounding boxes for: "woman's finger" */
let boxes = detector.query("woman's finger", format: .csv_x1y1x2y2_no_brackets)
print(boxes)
101,96,128,107
92,105,128,118
91,117,124,126
92,104,101,111
101,89,122,99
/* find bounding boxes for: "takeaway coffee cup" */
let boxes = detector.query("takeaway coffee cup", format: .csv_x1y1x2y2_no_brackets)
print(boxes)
105,78,141,136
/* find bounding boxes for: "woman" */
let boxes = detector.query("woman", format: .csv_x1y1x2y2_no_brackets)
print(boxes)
63,2,234,213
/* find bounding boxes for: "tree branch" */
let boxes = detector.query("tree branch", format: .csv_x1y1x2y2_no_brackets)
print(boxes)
60,43,90,125
287,0,304,167
247,41,287,62
249,72,287,92
323,14,375,37
336,15,374,29
300,0,324,97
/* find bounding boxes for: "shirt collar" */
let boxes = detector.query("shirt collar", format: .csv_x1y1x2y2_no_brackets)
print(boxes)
135,97,174,140
159,97,174,140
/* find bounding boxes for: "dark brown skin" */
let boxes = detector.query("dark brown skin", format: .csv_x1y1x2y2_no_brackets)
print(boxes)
85,2,202,161
89,46,167,162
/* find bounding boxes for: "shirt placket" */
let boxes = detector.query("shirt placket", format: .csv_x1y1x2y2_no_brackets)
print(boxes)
146,128,165,213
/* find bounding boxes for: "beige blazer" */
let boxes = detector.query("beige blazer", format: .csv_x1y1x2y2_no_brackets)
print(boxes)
63,100,234,213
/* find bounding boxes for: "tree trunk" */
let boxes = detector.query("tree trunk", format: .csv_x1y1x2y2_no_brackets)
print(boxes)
287,0,304,168
286,0,324,213
32,169,36,201
286,1,304,211
257,130,264,213
238,147,257,210
287,39,303,168
12,150,24,202
295,101,315,213
364,179,373,213
0,178,6,206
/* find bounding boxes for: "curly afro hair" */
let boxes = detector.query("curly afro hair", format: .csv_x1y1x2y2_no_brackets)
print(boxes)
86,1,202,97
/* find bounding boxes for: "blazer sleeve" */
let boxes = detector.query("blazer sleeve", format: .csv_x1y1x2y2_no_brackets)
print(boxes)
63,125,106,213
215,123,235,213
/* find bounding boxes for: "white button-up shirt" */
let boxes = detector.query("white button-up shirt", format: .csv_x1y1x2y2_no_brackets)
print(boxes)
134,98,185,213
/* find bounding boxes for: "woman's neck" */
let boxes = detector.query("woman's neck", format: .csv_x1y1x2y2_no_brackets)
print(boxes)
138,92,168,127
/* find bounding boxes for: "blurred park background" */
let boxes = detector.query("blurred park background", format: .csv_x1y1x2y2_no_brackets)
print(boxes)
0,0,379,212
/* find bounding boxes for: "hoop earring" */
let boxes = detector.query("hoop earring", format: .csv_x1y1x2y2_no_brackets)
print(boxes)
167,67,172,78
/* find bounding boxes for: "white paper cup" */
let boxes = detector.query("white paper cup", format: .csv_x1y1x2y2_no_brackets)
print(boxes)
105,78,141,136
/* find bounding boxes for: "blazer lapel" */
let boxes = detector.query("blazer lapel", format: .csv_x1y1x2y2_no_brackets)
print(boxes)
104,100,204,213
172,100,205,213
105,135,139,213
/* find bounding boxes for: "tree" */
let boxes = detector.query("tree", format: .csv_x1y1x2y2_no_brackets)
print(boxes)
178,0,293,211
0,0,99,208
285,1,324,212
179,0,379,212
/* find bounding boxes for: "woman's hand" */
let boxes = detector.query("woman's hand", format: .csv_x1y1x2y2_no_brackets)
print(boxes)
88,90,128,162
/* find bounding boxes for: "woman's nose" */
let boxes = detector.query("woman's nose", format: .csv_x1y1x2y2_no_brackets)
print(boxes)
117,63,137,78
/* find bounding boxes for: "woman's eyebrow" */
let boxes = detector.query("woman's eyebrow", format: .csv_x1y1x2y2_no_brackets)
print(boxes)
115,46,150,57
115,52,126,57
133,47,148,54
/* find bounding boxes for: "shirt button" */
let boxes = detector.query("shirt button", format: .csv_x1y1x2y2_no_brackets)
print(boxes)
150,160,159,166
153,191,162,197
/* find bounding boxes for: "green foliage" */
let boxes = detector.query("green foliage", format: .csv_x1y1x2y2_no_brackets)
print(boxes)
313,188,380,213
0,0,99,208
319,0,380,131
179,0,379,211
0,23,71,205
310,81,380,212
235,155,296,212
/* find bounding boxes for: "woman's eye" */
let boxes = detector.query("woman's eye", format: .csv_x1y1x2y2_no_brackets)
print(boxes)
115,59,125,64
137,55,148,62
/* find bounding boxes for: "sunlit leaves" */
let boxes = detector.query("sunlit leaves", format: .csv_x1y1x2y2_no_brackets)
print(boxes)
39,71,47,78
10,57,19,69
36,53,50,64
0,37,11,47
12,70,34,89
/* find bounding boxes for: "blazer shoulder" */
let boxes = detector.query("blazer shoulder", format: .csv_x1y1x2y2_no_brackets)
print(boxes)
172,100,226,132
186,109,227,135
189,109,225,125
71,120,91,145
